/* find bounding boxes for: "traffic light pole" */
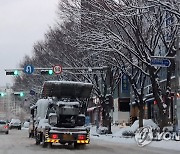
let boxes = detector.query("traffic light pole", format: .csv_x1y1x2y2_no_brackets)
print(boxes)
174,35,180,131
5,66,109,75
5,66,109,71
151,41,180,131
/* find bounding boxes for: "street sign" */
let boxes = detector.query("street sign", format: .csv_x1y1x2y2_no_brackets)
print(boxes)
121,74,129,92
30,90,36,95
151,58,171,67
24,65,34,74
53,65,62,74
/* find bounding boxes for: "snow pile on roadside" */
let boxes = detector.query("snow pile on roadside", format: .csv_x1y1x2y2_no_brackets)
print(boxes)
112,119,159,137
112,127,130,137
90,119,158,138
90,121,180,151
131,119,159,132
96,126,108,134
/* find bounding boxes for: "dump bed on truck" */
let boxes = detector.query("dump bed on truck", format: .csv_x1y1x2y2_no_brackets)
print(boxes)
41,81,93,99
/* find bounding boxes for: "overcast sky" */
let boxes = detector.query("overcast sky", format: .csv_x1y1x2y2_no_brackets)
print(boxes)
0,0,59,87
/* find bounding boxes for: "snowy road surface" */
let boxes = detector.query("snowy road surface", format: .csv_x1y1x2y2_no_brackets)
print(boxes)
0,129,179,154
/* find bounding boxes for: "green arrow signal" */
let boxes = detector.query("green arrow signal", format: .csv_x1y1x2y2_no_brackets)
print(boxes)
20,92,24,97
14,70,19,75
48,70,53,75
0,92,5,97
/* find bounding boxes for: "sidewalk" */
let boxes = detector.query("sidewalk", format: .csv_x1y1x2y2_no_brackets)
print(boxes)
90,125,180,151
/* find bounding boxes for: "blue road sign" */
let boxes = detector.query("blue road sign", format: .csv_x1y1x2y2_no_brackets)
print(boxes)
121,74,129,93
151,58,171,67
30,90,36,95
24,65,34,74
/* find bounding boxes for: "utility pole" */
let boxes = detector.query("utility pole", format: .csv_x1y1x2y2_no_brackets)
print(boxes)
174,35,180,131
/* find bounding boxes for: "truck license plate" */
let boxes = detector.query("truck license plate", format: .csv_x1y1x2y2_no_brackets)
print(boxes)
63,134,73,141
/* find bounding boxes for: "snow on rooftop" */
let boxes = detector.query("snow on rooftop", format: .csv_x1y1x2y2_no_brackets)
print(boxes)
42,80,93,99
44,80,93,86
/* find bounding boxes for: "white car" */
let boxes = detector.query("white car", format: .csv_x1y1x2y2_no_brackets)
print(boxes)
9,119,21,130
0,120,9,134
23,121,30,128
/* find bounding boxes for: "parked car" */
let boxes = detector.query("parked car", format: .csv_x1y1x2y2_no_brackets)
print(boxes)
0,120,9,134
9,119,21,130
23,121,30,128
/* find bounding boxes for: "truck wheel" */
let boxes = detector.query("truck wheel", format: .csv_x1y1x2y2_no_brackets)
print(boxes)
31,131,34,138
35,134,40,145
29,132,31,138
42,142,47,148
42,135,48,148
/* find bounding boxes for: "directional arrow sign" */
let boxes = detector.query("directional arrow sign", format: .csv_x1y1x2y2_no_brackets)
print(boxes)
151,58,171,67
30,90,36,95
24,64,34,74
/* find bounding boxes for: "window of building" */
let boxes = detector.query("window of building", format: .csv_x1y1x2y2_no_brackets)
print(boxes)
118,98,130,112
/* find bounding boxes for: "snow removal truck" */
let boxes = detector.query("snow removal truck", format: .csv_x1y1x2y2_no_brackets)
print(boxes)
31,81,93,148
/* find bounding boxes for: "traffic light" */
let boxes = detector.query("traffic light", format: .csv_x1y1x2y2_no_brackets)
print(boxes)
0,92,5,97
14,92,25,97
20,92,24,97
41,70,53,75
6,70,19,76
48,70,53,75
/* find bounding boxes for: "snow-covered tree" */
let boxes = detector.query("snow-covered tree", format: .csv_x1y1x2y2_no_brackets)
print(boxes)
78,0,180,129
12,0,180,130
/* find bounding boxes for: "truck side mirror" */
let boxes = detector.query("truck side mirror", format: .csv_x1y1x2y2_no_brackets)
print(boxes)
48,113,57,126
31,109,34,115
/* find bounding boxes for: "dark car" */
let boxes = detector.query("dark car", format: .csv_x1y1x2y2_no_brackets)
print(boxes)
9,119,21,130
0,120,9,134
